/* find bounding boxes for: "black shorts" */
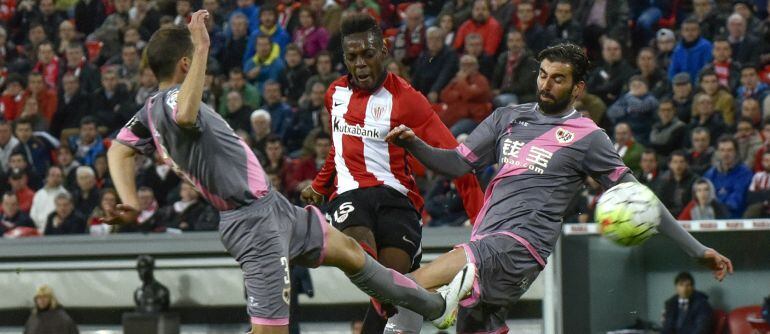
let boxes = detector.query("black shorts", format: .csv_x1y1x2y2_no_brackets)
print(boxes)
326,186,422,268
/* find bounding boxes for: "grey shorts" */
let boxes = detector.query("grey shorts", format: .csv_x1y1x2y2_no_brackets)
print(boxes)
455,232,545,333
218,191,329,326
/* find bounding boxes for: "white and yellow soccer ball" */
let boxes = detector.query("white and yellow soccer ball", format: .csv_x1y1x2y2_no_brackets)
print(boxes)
594,182,660,246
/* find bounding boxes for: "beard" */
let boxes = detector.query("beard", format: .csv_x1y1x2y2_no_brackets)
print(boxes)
537,89,573,114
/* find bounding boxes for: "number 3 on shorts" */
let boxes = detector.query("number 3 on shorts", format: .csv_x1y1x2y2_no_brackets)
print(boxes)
333,202,355,223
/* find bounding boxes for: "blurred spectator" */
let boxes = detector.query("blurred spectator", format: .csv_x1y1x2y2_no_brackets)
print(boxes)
453,0,503,57
511,1,546,54
575,93,609,129
68,117,106,167
111,44,141,92
9,151,41,191
727,13,761,66
411,26,458,103
71,166,99,217
88,188,118,235
32,41,64,90
129,0,161,41
735,118,764,167
13,119,51,183
741,98,763,129
438,0,473,29
490,0,515,30
1,75,26,123
294,6,329,65
661,272,713,333
285,133,330,202
285,82,324,154
277,44,312,106
138,153,180,207
219,68,261,115
0,192,35,235
461,33,494,81
691,0,725,40
244,35,286,91
635,47,670,99
492,30,538,107
576,0,629,60
9,168,33,213
23,71,57,124
44,192,86,235
668,18,712,85
121,27,146,52
92,154,111,189
88,0,131,64
230,0,261,35
654,151,696,217
384,58,409,81
688,94,725,146
635,149,661,188
702,37,741,93
51,73,89,139
119,186,161,233
222,13,251,74
695,69,735,126
753,123,770,172
304,51,338,96
545,0,583,45
439,54,492,132
56,146,80,191
0,121,19,173
24,284,79,334
249,109,272,160
587,37,634,105
30,166,68,230
277,0,300,33
263,135,290,188
262,80,292,138
223,91,252,133
678,178,730,220
392,3,424,67
613,122,645,173
607,76,659,145
205,10,226,62
649,98,687,157
243,6,291,67
74,0,108,36
438,14,456,47
157,182,218,231
55,21,78,58
704,135,754,218
655,28,676,71
745,151,770,218
173,0,192,26
19,23,48,67
60,44,101,95
563,176,603,223
134,67,158,107
425,175,468,227
90,68,135,134
670,73,694,123
687,127,716,176
737,64,769,104
14,0,64,45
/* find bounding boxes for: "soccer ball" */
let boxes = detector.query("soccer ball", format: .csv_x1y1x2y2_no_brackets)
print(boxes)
594,182,660,246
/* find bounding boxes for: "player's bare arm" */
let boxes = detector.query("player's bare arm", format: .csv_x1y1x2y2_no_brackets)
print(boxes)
386,124,473,178
174,10,210,127
104,141,140,224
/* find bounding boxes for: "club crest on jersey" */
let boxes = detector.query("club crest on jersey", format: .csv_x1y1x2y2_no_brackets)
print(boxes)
165,89,179,110
555,128,575,143
372,105,385,120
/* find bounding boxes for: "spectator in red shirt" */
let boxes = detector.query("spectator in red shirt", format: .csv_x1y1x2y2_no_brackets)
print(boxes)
22,72,57,123
439,54,492,134
392,3,425,67
285,133,331,203
512,1,547,54
702,37,741,93
453,0,503,57
744,151,770,218
32,42,61,90
753,123,770,172
8,168,33,213
0,74,25,122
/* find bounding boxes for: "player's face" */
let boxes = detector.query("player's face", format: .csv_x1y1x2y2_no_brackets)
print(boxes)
537,59,582,114
343,32,387,91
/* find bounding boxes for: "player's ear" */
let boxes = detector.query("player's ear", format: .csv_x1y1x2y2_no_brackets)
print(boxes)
572,81,586,100
180,56,191,73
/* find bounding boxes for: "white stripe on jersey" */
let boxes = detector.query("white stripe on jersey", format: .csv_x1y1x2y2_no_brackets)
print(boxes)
331,86,359,193
363,88,408,195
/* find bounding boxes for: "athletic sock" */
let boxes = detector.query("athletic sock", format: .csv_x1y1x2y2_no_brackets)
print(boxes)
347,255,445,320
384,306,423,333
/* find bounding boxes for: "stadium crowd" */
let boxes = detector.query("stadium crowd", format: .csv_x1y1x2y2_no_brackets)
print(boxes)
0,0,769,237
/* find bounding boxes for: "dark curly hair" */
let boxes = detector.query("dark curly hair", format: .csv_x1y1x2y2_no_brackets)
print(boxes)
340,13,383,46
537,43,589,83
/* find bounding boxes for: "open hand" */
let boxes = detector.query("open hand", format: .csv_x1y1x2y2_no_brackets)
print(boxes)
384,125,415,147
100,204,140,225
699,248,734,282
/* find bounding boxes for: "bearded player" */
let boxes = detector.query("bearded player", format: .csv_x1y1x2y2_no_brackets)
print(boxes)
384,43,733,333
105,11,475,334
300,13,483,333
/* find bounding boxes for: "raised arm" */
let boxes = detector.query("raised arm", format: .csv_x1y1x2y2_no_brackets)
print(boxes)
175,10,210,127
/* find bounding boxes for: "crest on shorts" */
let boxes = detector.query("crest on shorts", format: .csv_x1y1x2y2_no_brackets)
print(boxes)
372,105,385,121
555,127,575,144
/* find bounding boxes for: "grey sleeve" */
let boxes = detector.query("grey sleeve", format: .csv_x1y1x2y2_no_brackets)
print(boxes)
402,137,473,178
618,173,708,258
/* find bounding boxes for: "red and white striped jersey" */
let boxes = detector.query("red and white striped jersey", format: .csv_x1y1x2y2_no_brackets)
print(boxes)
311,73,483,220
750,171,770,192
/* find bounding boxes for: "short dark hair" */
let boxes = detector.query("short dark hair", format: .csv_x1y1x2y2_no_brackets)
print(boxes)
285,43,301,55
741,63,758,73
712,35,730,44
536,43,589,83
80,116,98,127
14,118,33,129
682,17,700,26
260,5,278,18
229,67,244,77
266,134,283,145
669,150,688,162
341,13,383,46
144,25,193,81
717,134,738,150
699,68,717,82
643,148,657,156
674,271,694,286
